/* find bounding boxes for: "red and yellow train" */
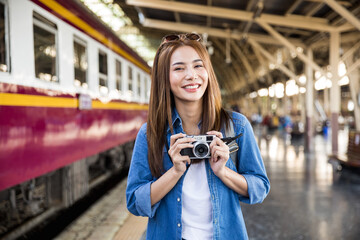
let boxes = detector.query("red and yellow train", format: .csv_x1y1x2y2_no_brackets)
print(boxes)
0,0,149,237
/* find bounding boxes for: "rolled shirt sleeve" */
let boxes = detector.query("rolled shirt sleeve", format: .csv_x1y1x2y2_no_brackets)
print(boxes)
126,124,161,217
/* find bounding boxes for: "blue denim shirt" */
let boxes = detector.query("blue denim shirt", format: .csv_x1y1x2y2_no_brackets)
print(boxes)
126,110,270,240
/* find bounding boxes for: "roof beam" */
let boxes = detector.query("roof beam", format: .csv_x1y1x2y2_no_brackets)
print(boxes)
324,0,360,31
212,38,246,91
341,41,360,62
343,58,360,78
310,32,360,48
248,39,300,84
251,45,271,84
337,22,355,32
126,0,335,32
286,0,303,15
141,18,305,47
230,40,257,84
257,21,327,77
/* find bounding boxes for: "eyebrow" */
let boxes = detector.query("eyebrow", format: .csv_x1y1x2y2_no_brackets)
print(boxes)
171,59,203,66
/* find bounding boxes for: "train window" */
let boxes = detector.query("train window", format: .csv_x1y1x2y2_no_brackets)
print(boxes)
115,59,122,92
98,51,108,95
73,38,88,89
128,66,133,97
33,12,58,82
137,73,141,99
0,1,9,72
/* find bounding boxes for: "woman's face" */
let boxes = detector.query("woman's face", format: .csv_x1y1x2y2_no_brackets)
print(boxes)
169,46,209,105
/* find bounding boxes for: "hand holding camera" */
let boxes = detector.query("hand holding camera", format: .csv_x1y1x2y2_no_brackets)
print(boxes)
169,131,242,175
168,133,196,174
180,135,215,159
180,131,242,160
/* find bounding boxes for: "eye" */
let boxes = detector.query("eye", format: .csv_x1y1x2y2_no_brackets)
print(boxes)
174,67,184,71
194,63,204,68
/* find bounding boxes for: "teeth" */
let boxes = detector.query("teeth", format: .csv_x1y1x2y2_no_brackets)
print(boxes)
184,85,199,89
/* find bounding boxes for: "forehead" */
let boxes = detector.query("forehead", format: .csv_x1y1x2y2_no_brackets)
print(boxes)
170,46,202,63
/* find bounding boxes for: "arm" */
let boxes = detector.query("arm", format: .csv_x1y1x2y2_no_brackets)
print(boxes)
150,167,182,205
207,131,249,197
150,133,195,205
215,166,249,197
208,115,270,203
126,126,195,217
235,117,270,204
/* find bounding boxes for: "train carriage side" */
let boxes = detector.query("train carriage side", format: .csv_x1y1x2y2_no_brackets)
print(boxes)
0,0,150,237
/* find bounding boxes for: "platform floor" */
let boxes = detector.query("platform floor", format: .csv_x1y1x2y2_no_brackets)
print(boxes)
56,127,360,240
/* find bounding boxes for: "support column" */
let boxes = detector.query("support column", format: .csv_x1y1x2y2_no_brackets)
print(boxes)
283,79,288,117
305,49,314,152
324,87,330,117
344,57,360,131
330,31,341,155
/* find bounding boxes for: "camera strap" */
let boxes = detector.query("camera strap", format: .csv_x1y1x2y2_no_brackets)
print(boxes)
224,119,239,171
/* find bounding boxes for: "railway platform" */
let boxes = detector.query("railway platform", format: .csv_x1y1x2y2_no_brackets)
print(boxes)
54,179,147,240
54,127,360,240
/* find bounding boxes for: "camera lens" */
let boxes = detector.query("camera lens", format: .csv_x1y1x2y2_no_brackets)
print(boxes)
193,142,210,158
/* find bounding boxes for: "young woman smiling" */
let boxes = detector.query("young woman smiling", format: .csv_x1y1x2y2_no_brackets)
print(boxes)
126,33,270,240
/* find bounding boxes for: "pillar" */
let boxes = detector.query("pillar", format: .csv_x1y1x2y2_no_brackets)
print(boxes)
305,49,314,152
330,31,340,154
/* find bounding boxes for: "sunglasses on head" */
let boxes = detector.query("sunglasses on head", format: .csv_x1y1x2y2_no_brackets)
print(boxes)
161,33,202,44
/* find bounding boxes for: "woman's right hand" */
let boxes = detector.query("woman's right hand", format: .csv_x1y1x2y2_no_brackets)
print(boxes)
168,133,194,175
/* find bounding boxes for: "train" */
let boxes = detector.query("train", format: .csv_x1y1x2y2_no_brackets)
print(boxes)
0,0,150,238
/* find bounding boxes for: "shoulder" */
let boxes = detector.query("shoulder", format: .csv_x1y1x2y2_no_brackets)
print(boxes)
139,122,147,132
228,111,249,128
137,122,148,138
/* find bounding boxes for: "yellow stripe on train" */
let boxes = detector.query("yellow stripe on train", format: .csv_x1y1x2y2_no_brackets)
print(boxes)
0,93,148,110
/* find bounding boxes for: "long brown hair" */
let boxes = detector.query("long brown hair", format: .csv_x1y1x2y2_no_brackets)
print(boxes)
147,36,230,178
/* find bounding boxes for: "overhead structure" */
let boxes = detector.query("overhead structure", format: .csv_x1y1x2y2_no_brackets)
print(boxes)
118,0,360,155
120,0,360,96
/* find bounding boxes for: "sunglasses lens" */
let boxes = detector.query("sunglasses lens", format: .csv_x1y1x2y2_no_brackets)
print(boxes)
186,33,201,41
163,35,180,42
161,33,202,45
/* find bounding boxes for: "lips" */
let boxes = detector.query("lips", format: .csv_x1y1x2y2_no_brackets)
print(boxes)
183,84,200,89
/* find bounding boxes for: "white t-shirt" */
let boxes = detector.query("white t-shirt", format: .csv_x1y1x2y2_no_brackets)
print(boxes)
181,160,213,240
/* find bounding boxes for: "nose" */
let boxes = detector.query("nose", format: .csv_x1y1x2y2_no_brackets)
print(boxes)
185,68,198,80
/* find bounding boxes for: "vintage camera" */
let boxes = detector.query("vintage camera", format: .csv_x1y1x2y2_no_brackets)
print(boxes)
180,135,215,159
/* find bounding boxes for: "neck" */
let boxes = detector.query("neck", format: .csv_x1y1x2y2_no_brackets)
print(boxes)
175,101,203,135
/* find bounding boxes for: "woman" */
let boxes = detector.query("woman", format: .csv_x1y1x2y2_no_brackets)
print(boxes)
126,33,270,240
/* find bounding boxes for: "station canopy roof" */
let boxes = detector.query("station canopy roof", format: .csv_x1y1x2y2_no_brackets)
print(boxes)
84,0,360,100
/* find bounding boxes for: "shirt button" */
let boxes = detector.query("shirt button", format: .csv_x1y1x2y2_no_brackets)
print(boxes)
178,223,181,227
177,198,180,202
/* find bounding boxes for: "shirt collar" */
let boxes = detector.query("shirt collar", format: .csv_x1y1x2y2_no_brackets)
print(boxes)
166,107,182,133
166,107,203,134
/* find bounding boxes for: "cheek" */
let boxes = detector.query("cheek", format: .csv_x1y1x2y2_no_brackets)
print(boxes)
202,72,209,87
169,76,180,93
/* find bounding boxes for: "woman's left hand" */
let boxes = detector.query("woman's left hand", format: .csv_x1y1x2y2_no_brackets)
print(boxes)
207,130,229,177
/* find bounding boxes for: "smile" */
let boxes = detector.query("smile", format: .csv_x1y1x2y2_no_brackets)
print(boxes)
183,84,200,89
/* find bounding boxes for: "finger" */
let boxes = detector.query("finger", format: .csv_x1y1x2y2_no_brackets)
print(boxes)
170,136,195,150
210,137,227,148
170,133,186,146
206,130,223,139
173,156,191,165
169,143,193,157
211,146,229,160
175,137,196,145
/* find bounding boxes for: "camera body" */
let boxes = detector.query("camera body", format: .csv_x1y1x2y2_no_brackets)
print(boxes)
180,135,215,159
